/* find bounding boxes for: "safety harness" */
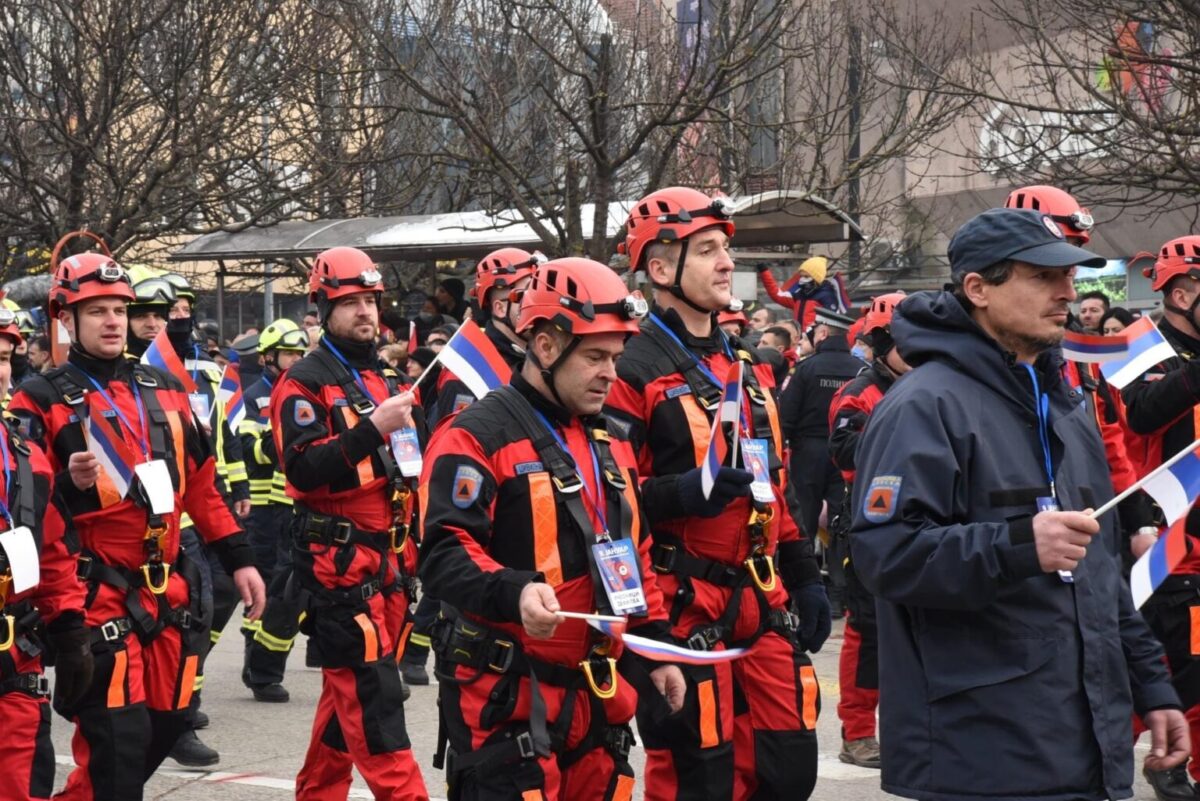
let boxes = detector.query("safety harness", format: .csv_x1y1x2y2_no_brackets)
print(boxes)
292,349,418,614
639,322,799,651
0,423,51,696
431,385,651,790
46,366,205,650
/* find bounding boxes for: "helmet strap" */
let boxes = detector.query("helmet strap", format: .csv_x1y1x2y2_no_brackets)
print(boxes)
526,334,581,408
649,239,711,315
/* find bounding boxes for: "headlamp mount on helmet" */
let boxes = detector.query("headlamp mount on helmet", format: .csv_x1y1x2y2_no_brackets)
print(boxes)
557,293,648,324
1052,209,1094,232
322,268,382,290
0,309,18,328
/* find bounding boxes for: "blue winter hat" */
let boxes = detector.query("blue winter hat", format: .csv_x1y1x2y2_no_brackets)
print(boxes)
948,208,1107,279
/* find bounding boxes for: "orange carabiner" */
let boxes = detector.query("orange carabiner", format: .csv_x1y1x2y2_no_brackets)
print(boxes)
580,657,619,700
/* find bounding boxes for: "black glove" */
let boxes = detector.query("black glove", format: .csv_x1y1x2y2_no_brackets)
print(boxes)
677,466,753,518
49,625,94,713
790,582,832,653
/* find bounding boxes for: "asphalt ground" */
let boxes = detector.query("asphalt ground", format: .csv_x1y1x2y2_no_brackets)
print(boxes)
44,617,1163,800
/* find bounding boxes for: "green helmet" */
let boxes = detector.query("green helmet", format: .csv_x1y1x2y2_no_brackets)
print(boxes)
258,319,308,353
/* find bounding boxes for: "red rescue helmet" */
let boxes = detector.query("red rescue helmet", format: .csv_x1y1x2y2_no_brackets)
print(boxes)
1146,236,1200,292
0,308,24,349
473,248,545,319
309,247,383,320
516,258,646,337
1004,185,1094,244
717,309,748,327
619,187,736,271
49,253,136,318
863,292,907,336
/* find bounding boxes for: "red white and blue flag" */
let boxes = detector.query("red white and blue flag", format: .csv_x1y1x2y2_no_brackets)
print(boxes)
621,632,749,665
556,611,629,639
1060,330,1131,364
438,323,512,399
216,364,246,431
1098,317,1177,389
84,411,137,500
1141,442,1200,524
1130,518,1191,608
701,362,743,500
141,329,199,393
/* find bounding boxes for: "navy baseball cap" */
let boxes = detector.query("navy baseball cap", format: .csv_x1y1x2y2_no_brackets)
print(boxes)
948,208,1107,279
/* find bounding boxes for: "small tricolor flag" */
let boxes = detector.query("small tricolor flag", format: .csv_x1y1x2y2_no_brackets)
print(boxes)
700,362,743,500
621,632,749,665
407,320,418,354
1140,442,1200,525
1060,330,1130,364
1098,317,1177,389
142,329,198,393
1131,518,1191,609
84,411,136,500
556,611,628,639
216,364,246,432
438,323,512,399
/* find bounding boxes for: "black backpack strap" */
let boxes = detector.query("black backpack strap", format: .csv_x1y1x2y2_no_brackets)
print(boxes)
7,425,36,534
130,366,173,462
640,323,723,411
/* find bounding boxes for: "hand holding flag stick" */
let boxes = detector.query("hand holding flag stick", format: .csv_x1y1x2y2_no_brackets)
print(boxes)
1090,438,1200,521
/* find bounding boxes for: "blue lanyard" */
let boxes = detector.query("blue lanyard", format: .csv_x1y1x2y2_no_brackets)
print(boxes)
647,313,750,433
79,372,150,460
260,374,273,392
533,410,608,537
321,340,379,406
0,433,13,528
1022,364,1056,500
190,345,201,384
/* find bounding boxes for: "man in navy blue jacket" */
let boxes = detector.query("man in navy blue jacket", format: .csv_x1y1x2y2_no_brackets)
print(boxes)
851,208,1187,801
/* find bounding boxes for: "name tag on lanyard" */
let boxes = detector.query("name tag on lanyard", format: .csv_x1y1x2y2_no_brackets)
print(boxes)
0,526,38,593
390,427,422,478
592,539,647,615
1038,495,1075,584
135,460,175,515
741,438,774,504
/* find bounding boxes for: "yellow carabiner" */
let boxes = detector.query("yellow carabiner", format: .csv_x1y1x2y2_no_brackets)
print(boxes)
390,524,409,554
745,554,778,592
142,562,172,595
0,614,15,651
579,657,619,700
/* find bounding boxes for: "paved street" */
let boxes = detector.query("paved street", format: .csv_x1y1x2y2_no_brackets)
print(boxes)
45,617,1161,800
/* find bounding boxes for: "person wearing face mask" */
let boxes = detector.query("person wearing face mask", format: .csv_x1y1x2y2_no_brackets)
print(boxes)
756,256,846,330
1,299,35,388
273,247,428,801
9,252,265,800
825,292,911,771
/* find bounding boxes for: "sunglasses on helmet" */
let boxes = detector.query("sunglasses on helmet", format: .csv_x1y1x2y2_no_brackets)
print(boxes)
133,277,177,304
275,328,309,350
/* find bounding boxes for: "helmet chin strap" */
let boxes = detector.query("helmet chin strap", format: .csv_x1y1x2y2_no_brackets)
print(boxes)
650,239,712,316
527,335,581,408
1164,289,1200,334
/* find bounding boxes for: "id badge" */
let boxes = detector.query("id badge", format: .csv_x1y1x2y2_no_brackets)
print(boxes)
135,459,175,515
188,392,211,421
591,539,648,615
390,427,422,478
1038,495,1074,584
741,438,774,504
0,526,39,593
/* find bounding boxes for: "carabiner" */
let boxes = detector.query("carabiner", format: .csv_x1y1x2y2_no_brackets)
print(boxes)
745,554,777,592
0,614,15,651
142,562,172,595
580,657,619,700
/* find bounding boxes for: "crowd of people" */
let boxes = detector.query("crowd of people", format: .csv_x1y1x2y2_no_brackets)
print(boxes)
0,182,1198,801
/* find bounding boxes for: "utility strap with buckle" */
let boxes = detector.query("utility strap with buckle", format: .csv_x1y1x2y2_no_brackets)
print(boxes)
0,672,50,697
650,541,752,589
91,616,135,647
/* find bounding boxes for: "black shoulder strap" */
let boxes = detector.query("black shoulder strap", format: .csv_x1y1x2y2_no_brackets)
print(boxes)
309,347,406,482
6,424,36,533
130,366,173,461
640,323,722,411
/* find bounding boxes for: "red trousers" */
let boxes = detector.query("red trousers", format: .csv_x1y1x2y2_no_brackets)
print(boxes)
0,643,54,801
837,608,879,740
640,576,820,801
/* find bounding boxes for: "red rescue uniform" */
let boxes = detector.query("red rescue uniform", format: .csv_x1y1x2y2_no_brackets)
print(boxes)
10,347,251,801
272,333,427,801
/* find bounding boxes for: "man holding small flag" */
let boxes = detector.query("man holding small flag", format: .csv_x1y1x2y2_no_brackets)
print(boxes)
1120,235,1200,799
605,187,828,801
9,251,266,800
420,257,684,800
851,208,1185,801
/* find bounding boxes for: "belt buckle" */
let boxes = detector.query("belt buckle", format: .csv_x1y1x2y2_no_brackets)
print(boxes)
515,730,536,760
332,521,353,545
697,394,719,412
652,544,676,574
0,614,14,651
579,657,619,700
359,580,380,601
745,554,777,592
100,620,123,642
75,556,92,582
551,474,583,494
34,675,50,696
487,639,514,673
352,399,375,415
142,562,172,595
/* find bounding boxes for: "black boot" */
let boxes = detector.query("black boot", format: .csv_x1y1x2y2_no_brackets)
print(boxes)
1144,763,1197,801
169,730,219,768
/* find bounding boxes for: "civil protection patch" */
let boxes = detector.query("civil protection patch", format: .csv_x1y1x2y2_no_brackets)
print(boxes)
863,475,902,524
452,465,484,508
294,399,316,426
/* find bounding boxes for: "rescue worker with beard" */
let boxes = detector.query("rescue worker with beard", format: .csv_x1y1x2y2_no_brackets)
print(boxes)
272,246,428,801
419,256,685,800
10,252,265,800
